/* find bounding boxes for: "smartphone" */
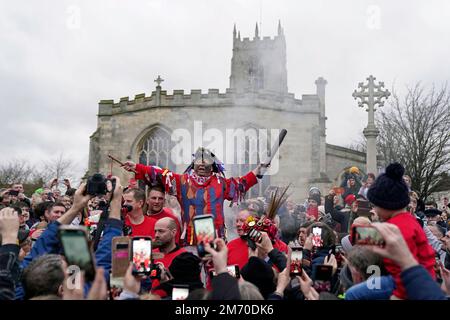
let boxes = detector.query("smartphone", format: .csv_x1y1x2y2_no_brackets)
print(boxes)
311,227,323,247
333,245,345,268
210,265,240,278
290,247,303,276
172,285,190,300
313,264,333,293
112,237,130,278
58,225,96,282
8,190,19,196
351,225,385,246
192,214,216,257
130,237,152,275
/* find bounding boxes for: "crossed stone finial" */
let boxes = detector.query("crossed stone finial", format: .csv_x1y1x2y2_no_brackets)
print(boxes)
352,75,390,112
154,75,164,87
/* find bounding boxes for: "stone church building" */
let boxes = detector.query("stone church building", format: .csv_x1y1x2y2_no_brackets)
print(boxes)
88,22,366,201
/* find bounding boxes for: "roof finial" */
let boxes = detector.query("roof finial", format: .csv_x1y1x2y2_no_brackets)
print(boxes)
277,20,283,36
233,23,237,38
255,22,259,39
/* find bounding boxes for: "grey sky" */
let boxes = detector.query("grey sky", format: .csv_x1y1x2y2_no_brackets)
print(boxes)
1,0,449,179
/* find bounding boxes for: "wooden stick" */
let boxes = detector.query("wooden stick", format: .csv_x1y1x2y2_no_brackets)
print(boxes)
108,154,136,173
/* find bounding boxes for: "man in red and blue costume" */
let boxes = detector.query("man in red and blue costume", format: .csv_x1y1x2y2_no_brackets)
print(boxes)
122,147,264,246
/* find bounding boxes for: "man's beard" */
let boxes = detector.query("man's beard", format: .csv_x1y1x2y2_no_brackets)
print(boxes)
153,239,168,249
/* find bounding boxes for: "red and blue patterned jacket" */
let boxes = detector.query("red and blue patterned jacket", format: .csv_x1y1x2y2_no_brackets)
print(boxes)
134,163,258,246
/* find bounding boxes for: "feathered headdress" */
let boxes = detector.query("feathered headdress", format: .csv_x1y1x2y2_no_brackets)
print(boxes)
184,147,226,176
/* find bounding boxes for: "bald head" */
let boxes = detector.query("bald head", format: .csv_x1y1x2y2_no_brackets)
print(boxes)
353,217,371,226
155,217,177,231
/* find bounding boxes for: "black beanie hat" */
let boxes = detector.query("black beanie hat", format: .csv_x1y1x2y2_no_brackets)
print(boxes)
156,252,204,294
241,257,275,299
367,163,410,210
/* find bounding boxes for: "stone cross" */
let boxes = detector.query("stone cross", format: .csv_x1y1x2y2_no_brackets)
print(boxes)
352,75,390,175
352,75,390,128
154,75,164,87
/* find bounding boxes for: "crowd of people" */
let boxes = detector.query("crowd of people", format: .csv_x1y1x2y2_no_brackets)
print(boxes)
0,149,450,301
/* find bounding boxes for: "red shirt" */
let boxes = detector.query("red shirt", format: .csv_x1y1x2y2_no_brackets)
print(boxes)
227,237,289,270
227,237,249,270
385,212,436,299
151,246,187,297
124,215,154,237
148,208,182,245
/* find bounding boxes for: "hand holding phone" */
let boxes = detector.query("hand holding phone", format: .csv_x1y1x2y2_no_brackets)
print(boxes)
311,227,323,248
313,264,333,293
351,225,385,246
193,215,216,257
172,285,189,300
290,248,303,276
210,265,240,278
58,225,96,282
131,237,152,276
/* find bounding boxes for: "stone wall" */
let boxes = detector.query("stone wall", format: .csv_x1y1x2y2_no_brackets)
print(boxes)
89,88,325,202
326,143,366,185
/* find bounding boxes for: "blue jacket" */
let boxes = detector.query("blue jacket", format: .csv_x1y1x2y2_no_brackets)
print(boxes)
345,275,395,300
15,218,123,300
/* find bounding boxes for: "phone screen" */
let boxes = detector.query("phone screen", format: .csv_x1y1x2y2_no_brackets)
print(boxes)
290,249,303,276
60,229,96,282
352,226,385,246
172,287,189,300
210,265,240,278
313,265,333,293
8,190,19,196
193,215,215,256
112,238,130,278
131,237,152,275
312,227,323,247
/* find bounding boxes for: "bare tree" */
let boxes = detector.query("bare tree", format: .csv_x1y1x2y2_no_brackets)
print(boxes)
377,83,450,200
0,159,35,186
40,153,77,186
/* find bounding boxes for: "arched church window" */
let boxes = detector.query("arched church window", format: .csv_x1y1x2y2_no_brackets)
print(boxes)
137,126,175,170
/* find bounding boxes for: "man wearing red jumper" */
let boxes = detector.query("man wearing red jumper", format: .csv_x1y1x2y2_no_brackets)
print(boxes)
367,162,436,299
146,184,182,244
151,217,187,297
123,188,154,237
227,209,289,270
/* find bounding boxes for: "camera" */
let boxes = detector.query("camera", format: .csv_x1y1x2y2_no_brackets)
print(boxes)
86,174,108,196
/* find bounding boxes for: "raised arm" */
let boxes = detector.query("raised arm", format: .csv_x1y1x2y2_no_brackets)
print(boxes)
122,161,179,190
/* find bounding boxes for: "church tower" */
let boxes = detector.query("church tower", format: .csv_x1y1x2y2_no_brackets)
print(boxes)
229,21,288,94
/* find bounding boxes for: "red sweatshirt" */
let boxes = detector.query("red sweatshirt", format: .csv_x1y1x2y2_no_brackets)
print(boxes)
385,212,436,299
151,246,187,298
227,237,289,270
